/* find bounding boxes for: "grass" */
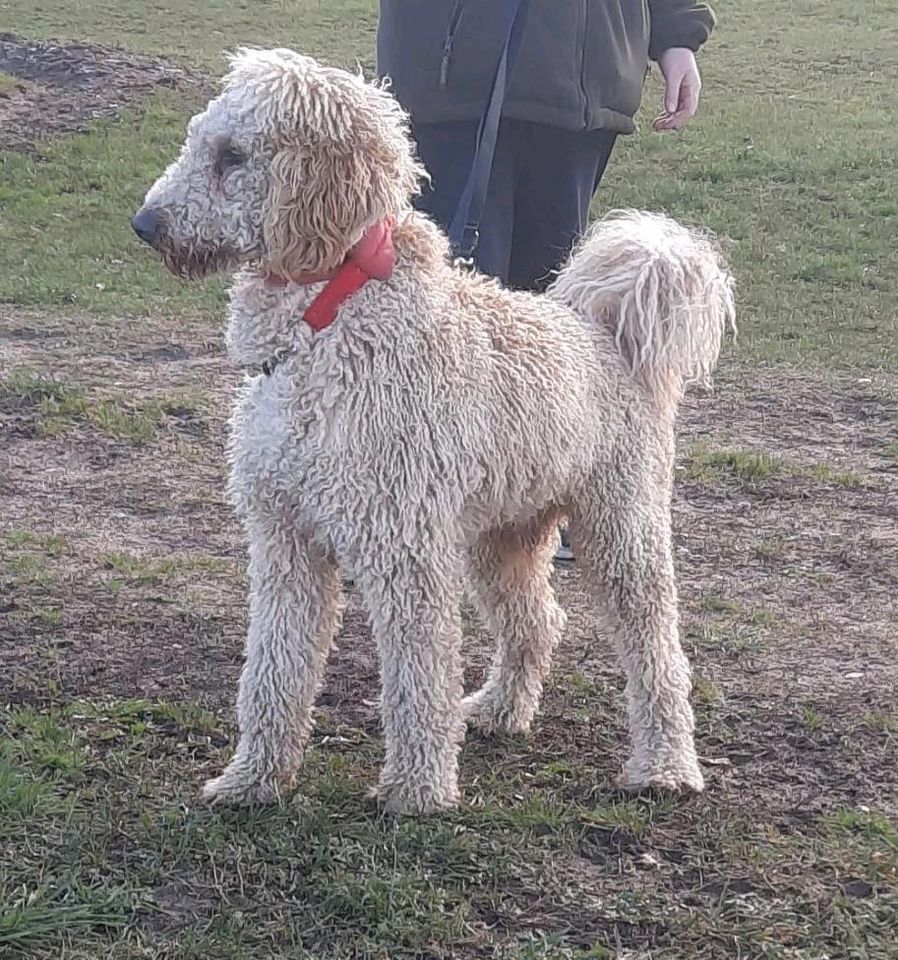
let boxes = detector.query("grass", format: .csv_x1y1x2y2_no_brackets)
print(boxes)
3,530,68,556
0,71,21,95
0,759,61,817
606,1,898,368
0,369,206,441
809,463,865,488
2,699,895,959
1,533,68,623
0,95,228,318
0,370,87,419
692,595,777,654
700,594,739,615
801,705,826,732
0,702,495,957
684,446,871,490
0,0,895,365
862,712,898,734
754,538,787,560
6,554,57,586
3,528,68,586
89,398,169,442
692,674,721,707
1,0,379,70
579,795,679,839
100,550,231,583
685,447,783,486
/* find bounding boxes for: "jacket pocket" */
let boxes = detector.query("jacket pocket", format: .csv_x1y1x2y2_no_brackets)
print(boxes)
582,0,651,124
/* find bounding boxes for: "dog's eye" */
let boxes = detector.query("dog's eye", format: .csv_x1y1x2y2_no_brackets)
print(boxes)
216,145,245,174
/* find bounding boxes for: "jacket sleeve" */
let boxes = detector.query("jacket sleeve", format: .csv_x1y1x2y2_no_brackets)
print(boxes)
648,1,716,61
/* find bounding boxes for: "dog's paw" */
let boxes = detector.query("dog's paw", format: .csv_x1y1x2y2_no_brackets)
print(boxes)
201,764,289,807
461,686,534,736
376,774,460,816
617,753,705,794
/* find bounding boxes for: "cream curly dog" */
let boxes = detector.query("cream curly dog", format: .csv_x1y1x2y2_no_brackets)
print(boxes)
133,48,734,814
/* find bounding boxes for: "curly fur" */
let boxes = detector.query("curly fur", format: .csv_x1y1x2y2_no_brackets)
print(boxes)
135,48,735,814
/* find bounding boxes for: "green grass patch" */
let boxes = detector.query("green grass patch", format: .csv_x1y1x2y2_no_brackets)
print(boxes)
0,0,896,366
862,711,897,734
2,0,379,70
0,886,131,952
63,697,222,741
699,594,738,615
826,809,898,848
0,72,20,96
580,795,678,839
100,550,231,585
1,533,69,623
0,94,228,319
565,671,600,697
90,398,168,442
28,606,65,626
684,447,866,490
808,463,865,488
687,621,766,658
0,760,61,818
6,554,57,588
88,394,204,443
754,538,786,559
0,370,206,442
2,697,897,958
801,705,826,732
0,372,87,433
685,448,783,486
3,530,68,556
692,674,721,708
4,710,86,775
689,595,775,658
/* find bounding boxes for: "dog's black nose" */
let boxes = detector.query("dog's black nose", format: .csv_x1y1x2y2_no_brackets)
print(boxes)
131,207,161,245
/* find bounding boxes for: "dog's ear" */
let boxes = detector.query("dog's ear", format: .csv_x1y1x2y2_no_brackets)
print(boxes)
263,141,396,280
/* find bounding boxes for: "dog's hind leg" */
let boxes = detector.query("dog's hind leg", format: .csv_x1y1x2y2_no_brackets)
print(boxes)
356,539,466,815
461,517,566,734
202,519,341,806
571,490,704,794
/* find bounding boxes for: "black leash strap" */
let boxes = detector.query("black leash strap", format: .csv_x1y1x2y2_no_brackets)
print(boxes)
447,0,531,260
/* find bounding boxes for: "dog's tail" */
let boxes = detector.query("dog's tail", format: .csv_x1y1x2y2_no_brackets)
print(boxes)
549,210,735,398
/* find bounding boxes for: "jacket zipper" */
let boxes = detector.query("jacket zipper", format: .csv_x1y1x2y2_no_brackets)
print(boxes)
440,0,468,89
578,0,590,128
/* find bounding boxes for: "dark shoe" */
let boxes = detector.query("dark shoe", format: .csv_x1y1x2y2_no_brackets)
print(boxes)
554,529,574,563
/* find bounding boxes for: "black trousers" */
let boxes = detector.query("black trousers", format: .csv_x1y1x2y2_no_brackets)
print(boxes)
413,119,616,291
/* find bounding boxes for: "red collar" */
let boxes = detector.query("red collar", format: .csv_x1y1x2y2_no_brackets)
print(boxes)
266,218,396,332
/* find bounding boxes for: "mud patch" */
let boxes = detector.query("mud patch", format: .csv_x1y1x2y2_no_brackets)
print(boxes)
0,33,208,151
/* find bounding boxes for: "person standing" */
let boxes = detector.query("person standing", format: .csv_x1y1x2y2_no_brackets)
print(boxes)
377,1,716,558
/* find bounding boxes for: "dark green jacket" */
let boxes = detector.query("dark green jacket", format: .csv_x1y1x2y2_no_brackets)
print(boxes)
377,0,716,134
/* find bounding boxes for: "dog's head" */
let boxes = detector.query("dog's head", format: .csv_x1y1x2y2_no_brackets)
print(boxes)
132,48,424,280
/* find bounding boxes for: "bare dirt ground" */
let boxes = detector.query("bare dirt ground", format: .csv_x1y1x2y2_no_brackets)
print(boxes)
0,34,207,150
3,302,897,790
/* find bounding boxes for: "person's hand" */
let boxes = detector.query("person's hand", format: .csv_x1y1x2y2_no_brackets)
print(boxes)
653,47,702,131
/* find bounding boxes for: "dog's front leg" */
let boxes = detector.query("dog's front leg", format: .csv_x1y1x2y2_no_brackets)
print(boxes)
202,518,340,806
357,549,465,814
